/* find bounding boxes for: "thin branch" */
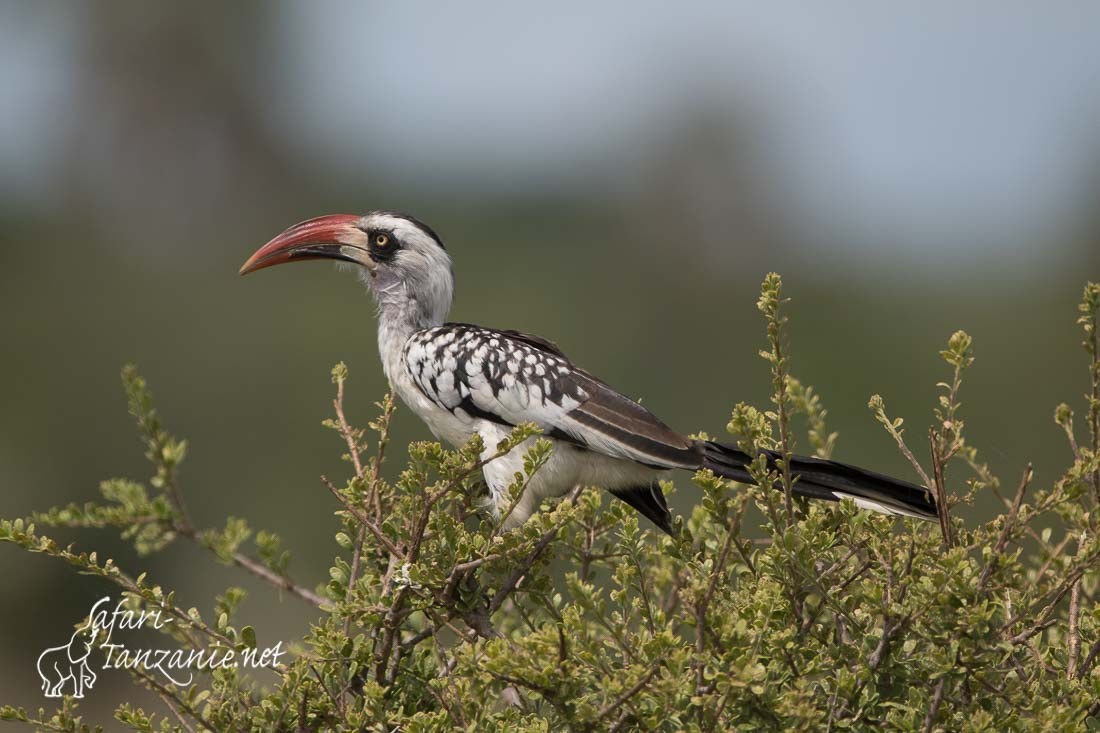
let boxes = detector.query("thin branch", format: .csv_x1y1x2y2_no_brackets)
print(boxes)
1068,578,1082,678
488,486,584,615
322,476,402,559
825,684,841,733
1006,567,1084,643
1032,533,1074,588
1085,283,1100,503
765,282,796,519
366,439,523,686
928,428,953,548
870,395,935,490
333,372,367,480
977,463,1032,591
920,678,946,733
228,547,324,608
163,469,194,537
1078,637,1100,678
367,395,395,519
597,662,664,727
132,667,208,733
331,384,386,616
695,506,742,702
180,526,324,608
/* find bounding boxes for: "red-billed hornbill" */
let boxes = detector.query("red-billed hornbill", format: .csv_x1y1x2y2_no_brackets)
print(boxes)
240,211,937,534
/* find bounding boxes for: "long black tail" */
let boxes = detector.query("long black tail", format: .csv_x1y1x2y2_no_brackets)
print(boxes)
702,441,938,520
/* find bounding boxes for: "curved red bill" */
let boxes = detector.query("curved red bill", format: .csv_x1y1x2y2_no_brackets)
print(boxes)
239,214,363,275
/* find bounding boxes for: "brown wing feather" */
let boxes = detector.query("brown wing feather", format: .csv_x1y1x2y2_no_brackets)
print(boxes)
567,375,701,469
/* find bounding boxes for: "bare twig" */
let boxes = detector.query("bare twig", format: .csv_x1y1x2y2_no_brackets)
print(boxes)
869,396,936,490
977,464,1032,591
1006,567,1084,643
132,667,207,733
597,662,664,727
229,547,324,608
1084,283,1100,503
333,371,367,480
920,678,946,733
332,383,390,614
370,434,536,686
374,586,413,684
163,469,193,537
694,504,743,705
772,326,795,515
487,486,584,615
1078,637,1100,678
322,476,402,560
775,378,795,519
825,684,840,733
1058,408,1082,461
898,439,935,492
1032,533,1074,588
928,428,953,548
367,395,395,522
1068,578,1082,678
372,449,517,683
181,526,324,608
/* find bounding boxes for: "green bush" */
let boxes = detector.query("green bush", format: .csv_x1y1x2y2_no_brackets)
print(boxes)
3,276,1099,732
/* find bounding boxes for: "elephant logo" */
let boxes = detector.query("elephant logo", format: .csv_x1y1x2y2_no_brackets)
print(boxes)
36,597,109,698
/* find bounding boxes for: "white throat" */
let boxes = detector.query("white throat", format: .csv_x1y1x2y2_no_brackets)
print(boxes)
372,274,452,386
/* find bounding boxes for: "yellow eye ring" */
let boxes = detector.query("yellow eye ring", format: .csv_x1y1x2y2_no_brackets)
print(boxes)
374,233,390,247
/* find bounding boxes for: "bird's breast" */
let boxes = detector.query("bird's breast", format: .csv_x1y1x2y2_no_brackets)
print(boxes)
391,366,478,447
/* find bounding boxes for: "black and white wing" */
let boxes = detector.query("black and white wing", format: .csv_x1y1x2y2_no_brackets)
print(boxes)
402,324,700,469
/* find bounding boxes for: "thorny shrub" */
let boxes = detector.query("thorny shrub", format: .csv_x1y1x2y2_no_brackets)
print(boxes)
3,276,1100,731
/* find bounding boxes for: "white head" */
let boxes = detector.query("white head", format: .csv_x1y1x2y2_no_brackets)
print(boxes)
240,210,455,329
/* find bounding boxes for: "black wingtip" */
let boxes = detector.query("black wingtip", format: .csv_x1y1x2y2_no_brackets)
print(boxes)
701,440,939,520
610,484,675,535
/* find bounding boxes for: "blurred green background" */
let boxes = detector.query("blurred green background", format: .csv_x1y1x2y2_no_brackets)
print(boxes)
2,1,1098,718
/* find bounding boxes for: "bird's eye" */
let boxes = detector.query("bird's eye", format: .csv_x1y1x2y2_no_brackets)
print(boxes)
373,233,390,248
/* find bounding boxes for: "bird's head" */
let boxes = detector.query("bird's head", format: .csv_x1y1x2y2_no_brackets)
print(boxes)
240,211,454,325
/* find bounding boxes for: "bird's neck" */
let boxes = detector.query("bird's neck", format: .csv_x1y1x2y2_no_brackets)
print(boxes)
375,288,448,386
